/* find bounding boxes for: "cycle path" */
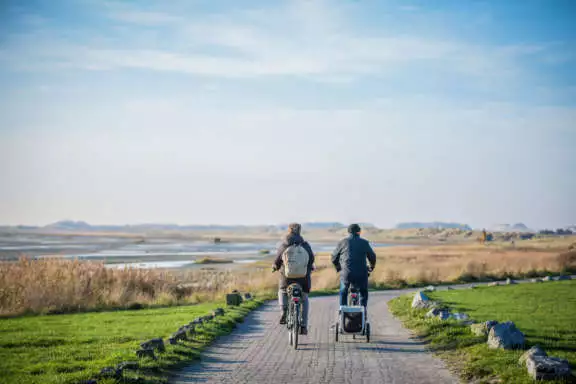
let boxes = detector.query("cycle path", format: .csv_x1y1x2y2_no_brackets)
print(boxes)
170,288,459,384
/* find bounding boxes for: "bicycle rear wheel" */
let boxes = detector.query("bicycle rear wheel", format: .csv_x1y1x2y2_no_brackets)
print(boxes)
292,305,299,349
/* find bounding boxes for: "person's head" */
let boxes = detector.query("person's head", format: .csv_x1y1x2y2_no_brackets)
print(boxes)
348,223,361,235
288,223,302,236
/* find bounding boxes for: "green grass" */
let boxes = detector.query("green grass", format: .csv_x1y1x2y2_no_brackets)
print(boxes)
389,281,576,383
0,300,262,384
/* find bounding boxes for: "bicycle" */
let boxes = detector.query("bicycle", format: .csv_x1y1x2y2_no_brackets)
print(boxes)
286,282,303,349
272,267,308,350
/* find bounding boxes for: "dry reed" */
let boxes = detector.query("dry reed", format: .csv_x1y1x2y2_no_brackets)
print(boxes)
1,242,574,317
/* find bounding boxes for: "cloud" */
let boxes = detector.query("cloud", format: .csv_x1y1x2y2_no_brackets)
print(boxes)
0,0,557,82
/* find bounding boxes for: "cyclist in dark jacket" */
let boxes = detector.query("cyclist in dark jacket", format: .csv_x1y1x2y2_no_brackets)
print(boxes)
331,224,376,308
273,223,315,334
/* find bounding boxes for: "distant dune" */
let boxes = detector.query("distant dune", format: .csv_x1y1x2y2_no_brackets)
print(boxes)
395,222,472,230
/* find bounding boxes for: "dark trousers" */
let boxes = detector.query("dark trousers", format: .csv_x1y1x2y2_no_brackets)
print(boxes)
339,277,368,307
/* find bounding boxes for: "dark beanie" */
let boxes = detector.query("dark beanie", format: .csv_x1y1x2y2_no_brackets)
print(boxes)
348,223,361,234
288,223,301,235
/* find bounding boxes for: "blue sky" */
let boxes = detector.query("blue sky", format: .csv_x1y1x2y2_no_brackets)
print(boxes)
0,0,575,229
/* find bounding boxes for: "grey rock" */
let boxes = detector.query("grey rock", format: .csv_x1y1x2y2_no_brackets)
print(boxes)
519,345,547,366
140,338,165,352
411,291,433,309
487,321,525,349
470,320,499,337
485,320,499,331
150,338,165,352
526,355,572,380
173,330,188,341
136,348,156,360
226,292,243,306
425,307,451,320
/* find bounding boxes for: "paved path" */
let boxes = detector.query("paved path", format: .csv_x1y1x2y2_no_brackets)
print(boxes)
170,289,459,384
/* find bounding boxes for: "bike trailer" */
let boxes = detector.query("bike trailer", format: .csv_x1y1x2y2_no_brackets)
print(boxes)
339,305,365,334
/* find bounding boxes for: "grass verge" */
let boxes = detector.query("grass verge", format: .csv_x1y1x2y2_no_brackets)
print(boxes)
388,280,576,383
0,299,263,384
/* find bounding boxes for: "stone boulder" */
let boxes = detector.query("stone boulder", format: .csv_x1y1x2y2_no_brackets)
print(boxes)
172,330,188,341
519,345,547,366
411,291,435,309
526,355,572,380
141,338,165,352
487,322,525,349
226,292,243,306
136,348,156,360
426,308,451,320
470,320,499,337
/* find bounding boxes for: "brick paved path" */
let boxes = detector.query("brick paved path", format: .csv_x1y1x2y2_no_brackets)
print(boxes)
170,290,459,384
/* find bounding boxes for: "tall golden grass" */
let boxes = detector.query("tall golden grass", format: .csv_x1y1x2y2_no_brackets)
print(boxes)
1,240,574,317
0,257,278,317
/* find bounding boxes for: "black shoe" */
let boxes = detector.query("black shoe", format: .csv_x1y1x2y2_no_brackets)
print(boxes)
300,326,308,335
279,312,287,325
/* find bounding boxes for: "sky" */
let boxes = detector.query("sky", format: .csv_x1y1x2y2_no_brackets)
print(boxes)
0,0,575,229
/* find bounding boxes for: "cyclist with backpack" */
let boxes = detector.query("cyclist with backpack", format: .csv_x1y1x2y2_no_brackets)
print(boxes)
332,224,376,312
272,223,315,335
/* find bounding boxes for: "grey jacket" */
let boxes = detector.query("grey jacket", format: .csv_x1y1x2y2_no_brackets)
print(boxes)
331,234,376,281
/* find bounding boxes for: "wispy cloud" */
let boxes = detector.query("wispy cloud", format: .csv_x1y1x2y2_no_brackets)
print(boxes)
0,0,556,82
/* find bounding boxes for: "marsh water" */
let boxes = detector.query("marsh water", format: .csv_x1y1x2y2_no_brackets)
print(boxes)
0,234,400,269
